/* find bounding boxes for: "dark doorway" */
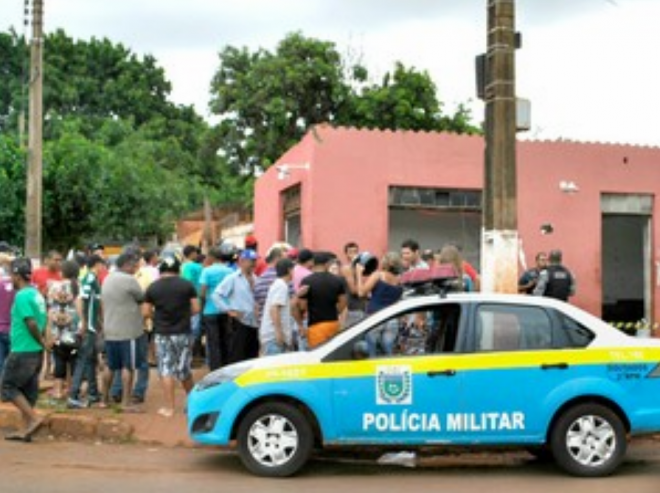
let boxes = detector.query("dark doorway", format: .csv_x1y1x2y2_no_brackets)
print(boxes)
601,214,649,325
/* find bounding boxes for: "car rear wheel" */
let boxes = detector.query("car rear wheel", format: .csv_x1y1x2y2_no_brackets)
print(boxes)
550,403,627,477
237,402,313,477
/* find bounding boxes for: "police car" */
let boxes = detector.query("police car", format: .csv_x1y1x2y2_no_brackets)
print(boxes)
188,290,660,478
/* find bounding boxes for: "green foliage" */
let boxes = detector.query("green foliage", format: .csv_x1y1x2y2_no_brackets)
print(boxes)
40,117,207,249
1,25,482,249
338,62,480,134
0,29,212,250
0,135,26,247
210,33,351,175
43,30,172,126
208,32,481,179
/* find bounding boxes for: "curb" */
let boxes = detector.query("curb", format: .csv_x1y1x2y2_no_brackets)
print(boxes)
0,405,134,442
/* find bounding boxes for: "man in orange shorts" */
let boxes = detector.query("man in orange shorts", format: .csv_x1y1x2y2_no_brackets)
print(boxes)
296,252,347,349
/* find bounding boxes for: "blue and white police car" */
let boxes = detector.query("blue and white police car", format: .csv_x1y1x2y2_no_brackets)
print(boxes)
188,292,660,477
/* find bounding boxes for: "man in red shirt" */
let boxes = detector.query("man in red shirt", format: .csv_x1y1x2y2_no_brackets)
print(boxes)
31,250,63,297
30,250,63,380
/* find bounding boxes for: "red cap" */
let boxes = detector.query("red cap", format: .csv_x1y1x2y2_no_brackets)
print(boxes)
245,235,258,247
287,247,299,259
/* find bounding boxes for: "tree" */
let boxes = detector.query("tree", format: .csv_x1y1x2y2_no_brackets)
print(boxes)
209,33,352,176
208,32,481,183
338,62,481,134
0,28,213,249
0,30,29,136
41,117,205,249
0,135,26,248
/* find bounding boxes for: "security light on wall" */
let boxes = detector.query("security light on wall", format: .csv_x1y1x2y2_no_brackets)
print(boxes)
559,180,579,193
276,163,309,180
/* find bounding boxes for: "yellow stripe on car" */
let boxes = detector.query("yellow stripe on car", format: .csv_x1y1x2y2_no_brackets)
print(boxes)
235,347,660,387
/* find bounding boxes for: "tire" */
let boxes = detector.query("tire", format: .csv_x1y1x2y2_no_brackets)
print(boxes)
550,403,627,477
236,402,314,477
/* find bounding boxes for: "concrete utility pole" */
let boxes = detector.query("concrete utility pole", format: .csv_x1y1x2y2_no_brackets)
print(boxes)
25,0,44,261
481,0,518,293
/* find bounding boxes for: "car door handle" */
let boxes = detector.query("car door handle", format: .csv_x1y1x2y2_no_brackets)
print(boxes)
427,370,457,377
541,363,569,370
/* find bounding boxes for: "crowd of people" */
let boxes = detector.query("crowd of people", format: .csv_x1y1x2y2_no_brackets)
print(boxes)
0,235,575,442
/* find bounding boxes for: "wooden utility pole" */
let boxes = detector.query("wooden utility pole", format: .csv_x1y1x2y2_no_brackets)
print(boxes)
481,0,518,293
25,0,44,261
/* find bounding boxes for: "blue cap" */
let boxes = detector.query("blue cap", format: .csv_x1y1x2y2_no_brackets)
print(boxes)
240,249,258,261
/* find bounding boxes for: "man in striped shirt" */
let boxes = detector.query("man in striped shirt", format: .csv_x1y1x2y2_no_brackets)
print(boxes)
253,247,284,327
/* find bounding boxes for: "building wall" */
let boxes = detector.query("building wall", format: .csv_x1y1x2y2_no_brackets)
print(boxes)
254,126,660,319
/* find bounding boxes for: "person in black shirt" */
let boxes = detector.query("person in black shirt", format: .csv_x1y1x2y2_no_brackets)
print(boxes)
143,253,199,418
296,252,347,349
533,249,576,301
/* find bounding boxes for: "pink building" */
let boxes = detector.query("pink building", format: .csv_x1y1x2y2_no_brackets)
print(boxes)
254,125,660,324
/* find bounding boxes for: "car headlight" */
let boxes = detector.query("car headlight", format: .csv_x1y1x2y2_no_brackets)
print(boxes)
196,362,254,391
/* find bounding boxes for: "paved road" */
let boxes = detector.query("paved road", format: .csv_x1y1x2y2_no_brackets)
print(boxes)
2,439,659,493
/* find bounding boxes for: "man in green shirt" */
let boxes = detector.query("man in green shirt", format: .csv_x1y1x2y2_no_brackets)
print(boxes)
181,245,203,358
0,258,48,442
68,255,104,408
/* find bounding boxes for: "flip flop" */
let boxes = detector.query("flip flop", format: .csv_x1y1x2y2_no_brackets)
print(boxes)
157,408,174,418
5,432,32,443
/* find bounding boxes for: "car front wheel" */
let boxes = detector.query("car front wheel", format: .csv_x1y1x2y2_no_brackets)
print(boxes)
237,402,313,477
550,403,627,477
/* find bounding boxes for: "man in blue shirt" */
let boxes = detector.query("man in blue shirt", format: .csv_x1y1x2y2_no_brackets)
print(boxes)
199,245,234,370
212,249,259,364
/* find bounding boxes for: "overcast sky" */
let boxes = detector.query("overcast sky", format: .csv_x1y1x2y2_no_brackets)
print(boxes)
2,0,659,146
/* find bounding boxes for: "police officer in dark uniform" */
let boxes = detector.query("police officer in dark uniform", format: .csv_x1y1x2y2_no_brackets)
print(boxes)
533,249,576,301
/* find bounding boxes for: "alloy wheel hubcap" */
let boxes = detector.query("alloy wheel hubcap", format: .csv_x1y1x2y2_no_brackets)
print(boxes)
565,415,616,467
247,414,299,467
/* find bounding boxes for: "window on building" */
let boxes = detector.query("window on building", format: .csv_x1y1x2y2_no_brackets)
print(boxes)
282,185,301,246
389,187,482,211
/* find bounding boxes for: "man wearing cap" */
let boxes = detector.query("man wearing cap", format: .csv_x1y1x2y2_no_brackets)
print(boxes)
143,253,199,418
296,252,347,349
1,258,48,441
245,235,267,276
212,249,259,363
533,249,576,301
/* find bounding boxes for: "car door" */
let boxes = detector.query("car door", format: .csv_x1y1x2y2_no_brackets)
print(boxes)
329,302,466,444
456,303,594,444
